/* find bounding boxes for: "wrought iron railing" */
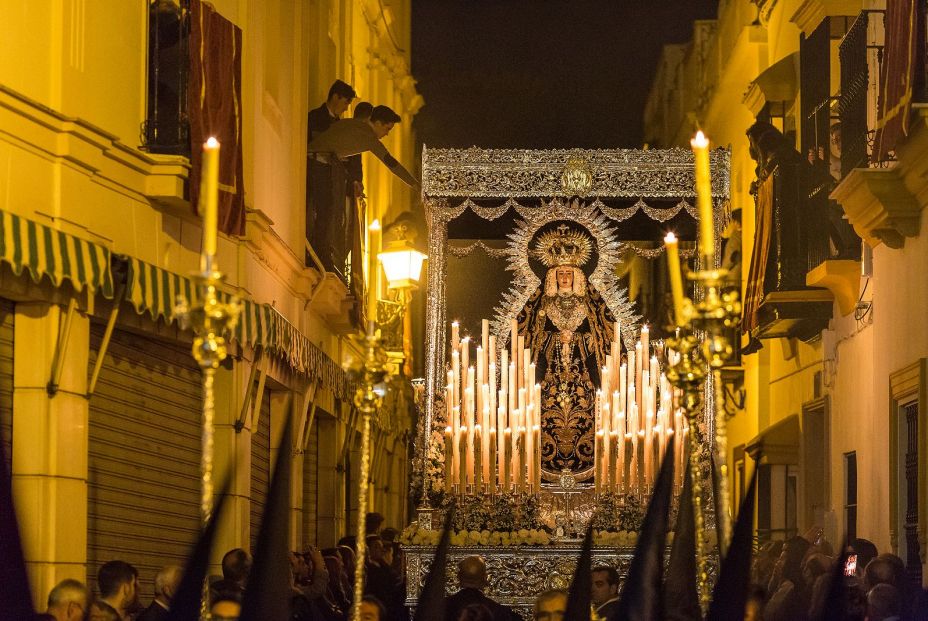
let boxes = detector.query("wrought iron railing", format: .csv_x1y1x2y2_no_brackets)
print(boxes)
838,11,886,176
141,0,190,156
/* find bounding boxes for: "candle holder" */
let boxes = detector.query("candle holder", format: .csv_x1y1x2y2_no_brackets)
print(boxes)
174,267,241,617
664,327,712,611
343,326,389,621
664,264,743,613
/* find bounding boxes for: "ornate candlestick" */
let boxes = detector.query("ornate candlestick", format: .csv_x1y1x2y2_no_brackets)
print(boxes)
174,137,242,617
175,268,241,525
687,268,742,557
661,130,742,613
665,326,711,612
344,326,388,621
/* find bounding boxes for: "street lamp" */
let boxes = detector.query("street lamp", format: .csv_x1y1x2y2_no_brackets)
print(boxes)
378,237,426,291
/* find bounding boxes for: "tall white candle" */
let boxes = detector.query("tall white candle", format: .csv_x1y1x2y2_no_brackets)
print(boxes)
474,424,483,491
444,426,453,492
489,425,497,491
461,338,470,386
458,426,468,492
452,350,460,415
503,428,512,492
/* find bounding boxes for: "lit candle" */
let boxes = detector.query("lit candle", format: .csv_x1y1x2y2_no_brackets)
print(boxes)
452,350,460,410
617,413,626,494
664,232,686,326
199,137,220,268
444,426,453,492
525,407,535,490
503,428,512,492
367,219,381,322
533,424,541,490
691,130,714,258
644,405,654,485
461,338,470,383
459,426,468,493
497,403,506,486
610,430,621,493
640,325,650,362
595,430,605,494
510,318,519,363
474,424,483,492
489,425,497,491
452,406,461,485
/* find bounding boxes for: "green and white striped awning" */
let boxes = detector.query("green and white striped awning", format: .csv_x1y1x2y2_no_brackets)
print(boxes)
124,257,350,398
0,210,113,297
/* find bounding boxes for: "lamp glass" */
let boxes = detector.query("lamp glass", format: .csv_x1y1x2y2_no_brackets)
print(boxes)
378,248,426,290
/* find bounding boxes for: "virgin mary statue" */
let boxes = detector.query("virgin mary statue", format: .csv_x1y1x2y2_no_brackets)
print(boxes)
516,224,617,478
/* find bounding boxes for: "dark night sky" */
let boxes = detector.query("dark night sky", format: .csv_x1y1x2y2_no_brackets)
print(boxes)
411,1,719,149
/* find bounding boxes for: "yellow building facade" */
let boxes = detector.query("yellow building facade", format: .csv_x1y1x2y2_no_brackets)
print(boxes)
646,0,928,585
0,0,422,606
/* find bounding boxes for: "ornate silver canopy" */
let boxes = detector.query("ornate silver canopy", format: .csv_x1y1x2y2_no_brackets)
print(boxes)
422,146,730,198
420,146,732,486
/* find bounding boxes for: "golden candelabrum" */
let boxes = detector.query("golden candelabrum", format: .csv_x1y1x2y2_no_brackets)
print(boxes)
663,130,743,614
665,267,741,613
174,265,241,619
344,325,389,621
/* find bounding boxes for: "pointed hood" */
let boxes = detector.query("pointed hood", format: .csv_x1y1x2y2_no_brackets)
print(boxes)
663,459,699,621
612,442,676,621
413,501,456,621
241,409,294,621
0,428,34,619
166,473,234,621
564,522,596,621
706,470,758,621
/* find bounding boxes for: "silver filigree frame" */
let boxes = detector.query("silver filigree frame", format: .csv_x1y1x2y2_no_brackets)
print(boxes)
422,146,731,198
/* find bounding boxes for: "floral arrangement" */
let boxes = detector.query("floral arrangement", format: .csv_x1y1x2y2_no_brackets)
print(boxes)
590,492,646,532
401,522,551,547
410,395,448,508
440,491,543,532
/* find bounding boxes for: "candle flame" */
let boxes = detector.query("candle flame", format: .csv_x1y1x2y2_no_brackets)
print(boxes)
445,426,452,433
369,219,381,231
691,130,709,148
664,231,678,244
205,137,220,149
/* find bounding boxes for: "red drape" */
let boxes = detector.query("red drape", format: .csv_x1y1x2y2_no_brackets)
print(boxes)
188,0,245,236
743,175,774,333
872,0,923,163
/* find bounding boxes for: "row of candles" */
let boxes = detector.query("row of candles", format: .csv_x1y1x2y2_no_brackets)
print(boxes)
592,324,688,495
443,318,542,494
441,317,690,495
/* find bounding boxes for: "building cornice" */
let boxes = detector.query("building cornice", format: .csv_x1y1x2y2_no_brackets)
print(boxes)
790,0,864,36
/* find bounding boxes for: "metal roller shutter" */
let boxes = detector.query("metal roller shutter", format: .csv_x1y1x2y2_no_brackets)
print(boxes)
0,300,12,472
87,325,201,597
302,423,318,547
250,390,271,552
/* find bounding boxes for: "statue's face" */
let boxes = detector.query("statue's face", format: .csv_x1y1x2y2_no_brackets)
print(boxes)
556,268,574,291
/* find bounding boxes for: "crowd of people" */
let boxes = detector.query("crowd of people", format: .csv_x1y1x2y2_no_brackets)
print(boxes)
746,532,923,621
31,518,928,621
33,513,408,621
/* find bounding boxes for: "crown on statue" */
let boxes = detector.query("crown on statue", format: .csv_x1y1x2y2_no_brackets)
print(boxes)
533,224,593,268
